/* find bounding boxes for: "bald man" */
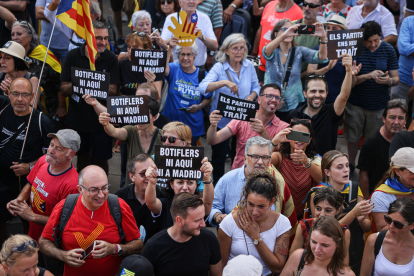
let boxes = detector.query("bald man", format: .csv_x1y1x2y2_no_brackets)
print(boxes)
39,165,142,276
0,78,54,245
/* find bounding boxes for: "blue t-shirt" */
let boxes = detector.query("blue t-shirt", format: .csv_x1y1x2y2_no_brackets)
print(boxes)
163,63,211,137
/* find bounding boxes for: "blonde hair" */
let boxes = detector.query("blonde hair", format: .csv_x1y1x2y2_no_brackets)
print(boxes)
0,235,38,267
162,122,192,145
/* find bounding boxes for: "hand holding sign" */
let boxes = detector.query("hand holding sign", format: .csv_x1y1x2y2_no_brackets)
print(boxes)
82,94,98,106
341,54,353,72
144,70,156,83
200,157,213,181
167,11,201,47
146,164,159,185
99,112,111,127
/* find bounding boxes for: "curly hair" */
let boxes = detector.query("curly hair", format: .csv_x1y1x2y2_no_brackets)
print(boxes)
236,170,280,212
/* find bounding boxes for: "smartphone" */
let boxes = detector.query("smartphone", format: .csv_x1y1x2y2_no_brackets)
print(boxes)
379,73,388,77
79,241,96,260
286,130,311,143
297,25,315,34
178,107,191,111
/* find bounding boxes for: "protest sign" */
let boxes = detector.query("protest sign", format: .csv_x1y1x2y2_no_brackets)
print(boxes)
216,93,259,121
106,95,150,125
71,67,110,99
130,49,168,83
167,11,201,47
327,28,364,60
155,145,204,180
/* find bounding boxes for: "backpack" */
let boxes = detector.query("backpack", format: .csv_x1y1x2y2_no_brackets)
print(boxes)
219,9,252,51
52,194,125,248
371,230,387,276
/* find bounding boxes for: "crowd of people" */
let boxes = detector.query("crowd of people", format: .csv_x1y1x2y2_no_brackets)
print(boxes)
0,0,414,275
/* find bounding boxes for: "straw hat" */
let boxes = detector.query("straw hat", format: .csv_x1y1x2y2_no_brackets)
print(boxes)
0,41,29,68
326,15,348,30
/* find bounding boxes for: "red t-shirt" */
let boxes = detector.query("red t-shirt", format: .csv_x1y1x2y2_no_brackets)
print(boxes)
258,1,303,72
42,196,140,276
27,155,79,241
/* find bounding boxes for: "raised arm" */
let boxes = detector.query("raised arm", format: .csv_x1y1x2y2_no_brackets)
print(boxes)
165,37,178,77
83,94,107,115
200,157,214,216
206,111,233,145
264,24,299,57
312,23,327,61
0,6,15,29
99,112,128,141
144,164,162,215
333,54,353,116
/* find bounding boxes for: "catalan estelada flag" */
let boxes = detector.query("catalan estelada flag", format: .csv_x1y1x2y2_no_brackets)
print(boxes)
56,0,97,70
128,0,139,30
120,268,135,276
29,45,62,73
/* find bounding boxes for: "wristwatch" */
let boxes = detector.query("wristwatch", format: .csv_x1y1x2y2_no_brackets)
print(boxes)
201,35,206,42
305,158,312,169
389,78,394,86
230,3,237,9
319,39,328,44
209,51,216,56
253,238,263,245
115,244,122,257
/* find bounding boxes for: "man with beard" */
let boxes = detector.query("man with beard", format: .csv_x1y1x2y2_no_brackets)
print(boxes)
7,129,80,275
60,20,119,174
142,193,222,276
287,54,355,156
357,99,407,199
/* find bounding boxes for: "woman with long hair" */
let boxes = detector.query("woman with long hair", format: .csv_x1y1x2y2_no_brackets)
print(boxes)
360,198,414,276
271,119,322,218
154,0,180,32
281,216,355,276
217,170,291,276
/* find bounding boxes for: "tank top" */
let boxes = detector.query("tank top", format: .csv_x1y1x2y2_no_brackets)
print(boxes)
374,239,414,276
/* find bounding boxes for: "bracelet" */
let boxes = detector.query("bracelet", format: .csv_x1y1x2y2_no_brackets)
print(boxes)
305,158,312,169
213,213,221,223
319,39,327,44
271,142,278,147
203,179,212,184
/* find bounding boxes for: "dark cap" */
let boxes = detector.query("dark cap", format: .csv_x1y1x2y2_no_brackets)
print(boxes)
115,255,153,276
47,129,81,152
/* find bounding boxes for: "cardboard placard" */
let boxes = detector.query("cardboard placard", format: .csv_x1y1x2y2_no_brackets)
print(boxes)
216,93,259,121
327,28,364,60
130,49,168,83
106,95,150,125
71,67,110,99
155,145,204,180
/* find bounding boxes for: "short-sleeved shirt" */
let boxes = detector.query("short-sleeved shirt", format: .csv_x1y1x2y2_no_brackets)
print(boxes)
357,130,390,195
371,190,397,213
389,130,414,158
41,196,140,276
287,102,341,156
317,4,351,23
60,46,120,133
161,11,216,66
27,155,79,241
258,1,303,72
163,63,211,136
196,0,223,29
119,59,141,96
350,41,398,110
142,228,221,276
227,115,289,169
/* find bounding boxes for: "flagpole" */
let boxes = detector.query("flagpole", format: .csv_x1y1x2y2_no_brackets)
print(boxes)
18,19,58,163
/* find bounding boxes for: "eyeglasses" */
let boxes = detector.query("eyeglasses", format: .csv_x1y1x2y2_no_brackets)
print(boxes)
135,172,146,178
0,55,13,62
10,92,32,98
160,0,173,4
160,135,185,143
261,94,281,101
291,118,311,124
179,53,193,58
230,46,245,53
4,240,38,261
247,154,271,163
95,36,109,41
80,184,111,196
280,27,289,32
302,1,321,8
384,214,407,229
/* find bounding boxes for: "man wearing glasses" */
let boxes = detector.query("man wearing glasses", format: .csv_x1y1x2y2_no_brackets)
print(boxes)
40,165,142,276
0,78,54,246
207,83,289,170
208,136,297,234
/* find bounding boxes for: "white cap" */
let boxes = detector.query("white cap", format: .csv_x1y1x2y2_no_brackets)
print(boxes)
223,255,263,276
391,147,414,173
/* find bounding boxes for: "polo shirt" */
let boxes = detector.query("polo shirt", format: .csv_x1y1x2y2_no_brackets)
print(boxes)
350,42,398,111
60,46,120,133
287,102,341,156
346,3,397,39
196,0,223,29
227,115,289,169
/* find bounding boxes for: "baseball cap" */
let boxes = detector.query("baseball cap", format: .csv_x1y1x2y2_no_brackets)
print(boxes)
326,15,348,30
223,255,263,276
47,129,81,152
115,255,153,276
390,147,414,173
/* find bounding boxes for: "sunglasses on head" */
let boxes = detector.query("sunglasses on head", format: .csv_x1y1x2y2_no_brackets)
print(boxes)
384,214,407,229
4,240,38,261
160,135,184,143
134,31,147,37
302,1,321,8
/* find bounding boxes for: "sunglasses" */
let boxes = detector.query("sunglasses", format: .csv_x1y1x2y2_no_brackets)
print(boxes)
160,135,184,143
384,214,407,229
308,74,325,78
4,240,38,261
160,0,173,4
303,1,321,8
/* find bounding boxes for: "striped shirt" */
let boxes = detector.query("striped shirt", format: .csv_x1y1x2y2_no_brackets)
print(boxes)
196,0,223,29
350,41,398,111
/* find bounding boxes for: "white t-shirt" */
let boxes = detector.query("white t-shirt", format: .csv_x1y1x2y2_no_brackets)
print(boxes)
161,11,216,66
220,213,292,276
371,191,397,213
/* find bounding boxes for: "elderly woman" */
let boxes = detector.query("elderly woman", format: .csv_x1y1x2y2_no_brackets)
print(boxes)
371,147,414,231
263,19,328,121
198,33,260,183
162,37,212,146
154,0,180,32
0,235,53,276
131,10,168,51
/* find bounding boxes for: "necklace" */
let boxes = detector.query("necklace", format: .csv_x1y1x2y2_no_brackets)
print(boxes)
259,212,270,227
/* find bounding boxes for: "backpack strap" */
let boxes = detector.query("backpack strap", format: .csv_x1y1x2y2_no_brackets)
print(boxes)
348,181,358,209
107,194,126,242
283,46,296,90
372,230,387,276
297,249,307,272
303,220,311,236
147,128,159,155
52,194,80,248
198,68,205,84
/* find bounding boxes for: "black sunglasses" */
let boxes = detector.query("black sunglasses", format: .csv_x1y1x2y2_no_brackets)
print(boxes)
160,135,184,143
4,240,38,261
160,0,173,4
303,1,321,8
384,214,407,229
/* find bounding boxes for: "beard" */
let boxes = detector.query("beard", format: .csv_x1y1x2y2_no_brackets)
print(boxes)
181,222,200,237
308,96,326,109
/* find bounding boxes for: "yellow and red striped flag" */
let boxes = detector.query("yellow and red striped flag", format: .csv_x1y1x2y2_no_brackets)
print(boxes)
29,45,62,73
128,0,140,30
56,0,97,70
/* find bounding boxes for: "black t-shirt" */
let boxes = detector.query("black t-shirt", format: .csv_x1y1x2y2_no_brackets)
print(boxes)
0,96,54,194
357,130,390,195
115,184,164,243
154,114,170,129
389,130,414,157
60,46,120,133
142,228,221,276
287,102,342,156
0,20,11,49
119,59,141,96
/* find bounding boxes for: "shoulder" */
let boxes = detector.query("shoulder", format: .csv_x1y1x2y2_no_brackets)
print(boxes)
145,229,169,246
115,184,130,197
342,266,356,276
289,248,304,264
117,196,133,211
200,228,218,240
